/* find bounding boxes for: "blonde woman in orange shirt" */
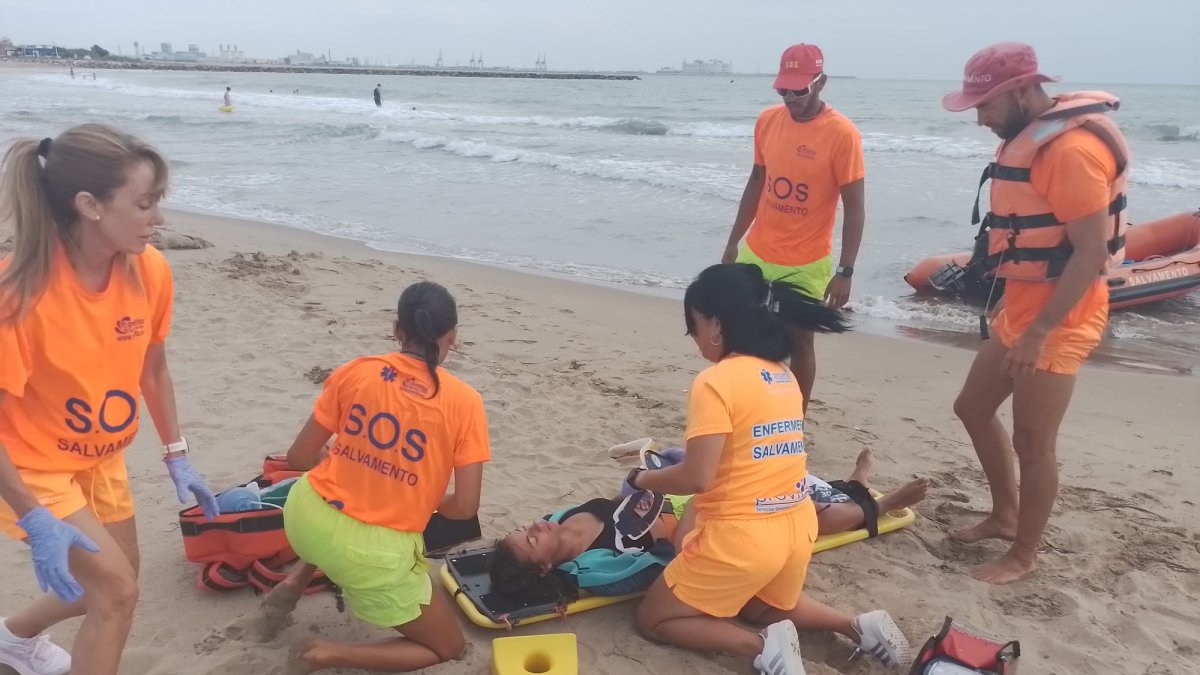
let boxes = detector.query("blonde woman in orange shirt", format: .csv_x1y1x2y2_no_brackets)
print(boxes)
0,125,219,675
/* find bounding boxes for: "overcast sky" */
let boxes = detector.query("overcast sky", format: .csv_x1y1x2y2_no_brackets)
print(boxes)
4,0,1198,85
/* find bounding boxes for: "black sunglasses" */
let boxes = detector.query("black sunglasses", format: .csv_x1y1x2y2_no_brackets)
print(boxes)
777,73,825,99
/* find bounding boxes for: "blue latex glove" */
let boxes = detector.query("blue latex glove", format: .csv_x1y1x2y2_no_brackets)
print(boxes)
16,507,100,603
165,455,220,521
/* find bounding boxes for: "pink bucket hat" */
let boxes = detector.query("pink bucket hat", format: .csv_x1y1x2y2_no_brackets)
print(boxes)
943,42,1060,112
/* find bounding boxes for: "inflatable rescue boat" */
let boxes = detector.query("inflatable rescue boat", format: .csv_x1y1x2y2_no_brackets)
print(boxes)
904,210,1200,310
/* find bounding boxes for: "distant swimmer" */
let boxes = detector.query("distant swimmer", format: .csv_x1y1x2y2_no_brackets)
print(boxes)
223,86,232,107
69,66,75,79
373,83,383,107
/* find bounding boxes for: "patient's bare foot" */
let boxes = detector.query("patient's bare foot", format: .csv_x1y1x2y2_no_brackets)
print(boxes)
878,477,929,513
847,449,874,485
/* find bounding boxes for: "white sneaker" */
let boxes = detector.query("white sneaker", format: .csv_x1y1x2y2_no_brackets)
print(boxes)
854,610,911,669
0,632,71,675
753,620,807,675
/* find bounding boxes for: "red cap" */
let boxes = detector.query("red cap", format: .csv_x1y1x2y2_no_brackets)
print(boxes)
943,42,1059,112
774,44,824,90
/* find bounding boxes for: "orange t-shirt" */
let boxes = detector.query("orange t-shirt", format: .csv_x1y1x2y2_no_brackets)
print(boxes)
685,355,808,519
1000,128,1117,334
745,104,865,266
0,245,174,472
305,353,490,532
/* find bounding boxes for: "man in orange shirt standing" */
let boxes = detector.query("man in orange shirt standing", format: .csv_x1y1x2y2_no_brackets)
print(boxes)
944,43,1129,584
723,44,866,412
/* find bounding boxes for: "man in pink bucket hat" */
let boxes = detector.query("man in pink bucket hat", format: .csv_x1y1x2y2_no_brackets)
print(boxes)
721,43,866,415
944,42,1132,584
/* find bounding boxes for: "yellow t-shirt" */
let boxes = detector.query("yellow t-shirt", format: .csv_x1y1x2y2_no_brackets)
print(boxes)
684,355,808,519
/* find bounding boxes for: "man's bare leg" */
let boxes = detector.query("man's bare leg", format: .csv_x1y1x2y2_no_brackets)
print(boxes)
952,337,1018,543
972,370,1075,584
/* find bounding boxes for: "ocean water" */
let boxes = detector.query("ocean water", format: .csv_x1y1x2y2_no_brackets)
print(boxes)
3,67,1197,373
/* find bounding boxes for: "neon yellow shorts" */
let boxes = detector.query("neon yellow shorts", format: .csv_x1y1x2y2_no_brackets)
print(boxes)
737,245,832,301
283,475,431,628
666,494,693,520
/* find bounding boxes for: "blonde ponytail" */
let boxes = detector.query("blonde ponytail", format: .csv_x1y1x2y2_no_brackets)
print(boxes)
0,124,169,324
0,139,58,324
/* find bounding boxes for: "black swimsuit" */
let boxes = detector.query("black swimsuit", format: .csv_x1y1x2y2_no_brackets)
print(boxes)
557,498,656,553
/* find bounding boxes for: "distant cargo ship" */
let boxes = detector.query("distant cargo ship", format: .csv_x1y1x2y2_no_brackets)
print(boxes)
658,59,732,75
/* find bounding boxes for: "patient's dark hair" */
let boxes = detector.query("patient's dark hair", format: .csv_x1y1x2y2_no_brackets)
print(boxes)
684,263,849,361
488,537,579,605
397,281,457,397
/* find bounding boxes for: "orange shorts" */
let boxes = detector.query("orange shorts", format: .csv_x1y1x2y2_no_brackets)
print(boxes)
663,499,817,617
0,453,134,539
992,303,1108,375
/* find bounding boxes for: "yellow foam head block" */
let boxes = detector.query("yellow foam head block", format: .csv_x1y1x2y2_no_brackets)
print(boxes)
492,633,578,675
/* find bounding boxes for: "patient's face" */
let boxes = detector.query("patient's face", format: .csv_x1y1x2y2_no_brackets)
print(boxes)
503,519,561,571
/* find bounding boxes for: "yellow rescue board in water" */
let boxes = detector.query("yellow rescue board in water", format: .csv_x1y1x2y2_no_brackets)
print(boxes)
218,105,235,113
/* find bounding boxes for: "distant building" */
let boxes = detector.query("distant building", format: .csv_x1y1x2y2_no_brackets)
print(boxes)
679,59,733,75
12,45,62,58
217,44,246,62
148,42,207,62
286,50,327,66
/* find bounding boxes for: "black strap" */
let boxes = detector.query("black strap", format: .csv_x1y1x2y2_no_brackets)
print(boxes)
1108,233,1126,255
970,163,994,226
987,194,1124,233
993,245,1073,264
986,212,1061,230
828,479,880,538
179,510,285,536
990,164,1031,182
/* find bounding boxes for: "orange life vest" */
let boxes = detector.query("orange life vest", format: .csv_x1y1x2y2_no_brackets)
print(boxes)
970,91,1130,281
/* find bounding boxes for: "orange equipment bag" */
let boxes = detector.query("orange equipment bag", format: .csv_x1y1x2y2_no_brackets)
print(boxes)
179,454,324,593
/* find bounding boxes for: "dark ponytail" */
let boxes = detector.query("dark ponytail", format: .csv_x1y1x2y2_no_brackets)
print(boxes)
397,281,458,397
488,537,579,605
684,263,849,362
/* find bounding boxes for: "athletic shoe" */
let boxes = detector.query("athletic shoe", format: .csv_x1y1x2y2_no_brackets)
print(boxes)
753,620,807,675
0,631,71,675
854,610,911,669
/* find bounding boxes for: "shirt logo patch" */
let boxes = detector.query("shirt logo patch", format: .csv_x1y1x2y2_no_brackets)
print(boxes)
114,316,145,342
795,145,817,160
380,366,399,383
760,368,792,385
401,377,429,397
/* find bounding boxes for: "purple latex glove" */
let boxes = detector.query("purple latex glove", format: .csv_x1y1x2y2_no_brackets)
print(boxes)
165,455,220,521
17,507,100,602
657,447,686,467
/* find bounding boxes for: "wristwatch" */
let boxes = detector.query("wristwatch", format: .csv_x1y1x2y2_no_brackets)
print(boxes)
161,437,190,457
625,467,646,492
835,265,854,278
